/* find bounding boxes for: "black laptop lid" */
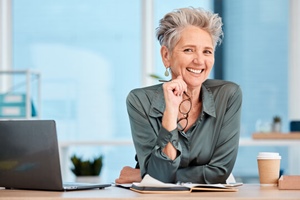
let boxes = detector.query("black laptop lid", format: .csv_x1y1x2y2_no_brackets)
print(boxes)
0,120,64,190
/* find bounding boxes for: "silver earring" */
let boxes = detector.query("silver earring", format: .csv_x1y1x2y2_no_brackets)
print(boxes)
164,67,170,77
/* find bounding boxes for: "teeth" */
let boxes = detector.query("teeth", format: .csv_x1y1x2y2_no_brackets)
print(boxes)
187,68,203,74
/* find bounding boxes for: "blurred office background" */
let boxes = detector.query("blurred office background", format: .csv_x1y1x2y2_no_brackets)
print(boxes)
1,0,299,183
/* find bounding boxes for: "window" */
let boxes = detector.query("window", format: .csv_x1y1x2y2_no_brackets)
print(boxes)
12,0,141,182
222,0,289,179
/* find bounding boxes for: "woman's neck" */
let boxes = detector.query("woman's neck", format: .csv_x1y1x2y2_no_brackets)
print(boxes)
187,86,202,103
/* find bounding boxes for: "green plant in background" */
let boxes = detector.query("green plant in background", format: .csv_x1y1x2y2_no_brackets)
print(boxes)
272,115,282,132
70,154,103,176
273,116,281,123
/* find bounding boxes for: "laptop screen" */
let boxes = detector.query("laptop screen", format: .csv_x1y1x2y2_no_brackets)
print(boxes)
0,120,64,190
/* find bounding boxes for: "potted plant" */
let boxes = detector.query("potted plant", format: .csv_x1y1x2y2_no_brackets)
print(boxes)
70,154,103,183
272,116,282,132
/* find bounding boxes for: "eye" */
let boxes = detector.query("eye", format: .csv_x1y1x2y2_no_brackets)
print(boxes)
183,48,193,53
204,49,213,54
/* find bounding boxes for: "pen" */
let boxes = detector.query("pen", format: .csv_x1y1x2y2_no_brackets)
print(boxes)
158,79,170,83
176,181,192,185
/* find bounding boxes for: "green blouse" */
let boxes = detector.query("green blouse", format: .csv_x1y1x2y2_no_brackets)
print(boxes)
126,79,242,184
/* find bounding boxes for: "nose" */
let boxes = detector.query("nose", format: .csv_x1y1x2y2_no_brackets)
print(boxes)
193,53,204,65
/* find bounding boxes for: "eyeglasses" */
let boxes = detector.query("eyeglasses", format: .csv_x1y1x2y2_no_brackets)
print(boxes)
177,92,192,131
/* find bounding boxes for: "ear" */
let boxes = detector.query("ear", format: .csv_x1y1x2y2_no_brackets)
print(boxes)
160,46,170,68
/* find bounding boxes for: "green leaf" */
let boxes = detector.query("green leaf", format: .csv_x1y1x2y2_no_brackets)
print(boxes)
70,154,103,176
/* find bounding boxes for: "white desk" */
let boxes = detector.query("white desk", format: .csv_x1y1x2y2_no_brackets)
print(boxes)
1,185,300,200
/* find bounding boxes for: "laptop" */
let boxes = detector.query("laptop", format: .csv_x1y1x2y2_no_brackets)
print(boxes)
0,119,111,191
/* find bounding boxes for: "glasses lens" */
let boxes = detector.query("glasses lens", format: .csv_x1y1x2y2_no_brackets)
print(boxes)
177,94,192,131
179,99,191,115
177,117,188,131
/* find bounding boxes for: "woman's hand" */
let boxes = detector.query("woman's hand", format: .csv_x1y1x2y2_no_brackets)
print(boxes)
162,75,187,131
115,166,142,184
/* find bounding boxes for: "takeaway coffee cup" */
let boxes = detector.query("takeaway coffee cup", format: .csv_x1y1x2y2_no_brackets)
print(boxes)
257,152,281,186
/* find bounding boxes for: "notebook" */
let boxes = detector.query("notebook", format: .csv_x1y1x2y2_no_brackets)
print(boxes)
0,119,111,191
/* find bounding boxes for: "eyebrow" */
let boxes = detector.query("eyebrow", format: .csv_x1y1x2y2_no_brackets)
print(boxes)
181,44,214,50
204,46,214,51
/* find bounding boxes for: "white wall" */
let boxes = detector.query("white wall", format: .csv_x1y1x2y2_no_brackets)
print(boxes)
141,0,155,87
289,0,300,175
289,0,300,121
0,0,12,92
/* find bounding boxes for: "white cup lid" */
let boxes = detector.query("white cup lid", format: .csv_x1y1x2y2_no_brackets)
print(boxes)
257,152,281,159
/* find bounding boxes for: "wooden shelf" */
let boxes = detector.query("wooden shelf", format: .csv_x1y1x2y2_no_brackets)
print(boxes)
252,132,300,140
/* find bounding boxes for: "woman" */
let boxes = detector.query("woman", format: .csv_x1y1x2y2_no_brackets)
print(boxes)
116,7,242,184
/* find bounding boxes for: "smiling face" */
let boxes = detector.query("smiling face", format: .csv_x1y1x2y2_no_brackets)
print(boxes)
161,26,215,89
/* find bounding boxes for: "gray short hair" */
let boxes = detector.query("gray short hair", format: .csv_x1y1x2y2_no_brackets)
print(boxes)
156,7,223,51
